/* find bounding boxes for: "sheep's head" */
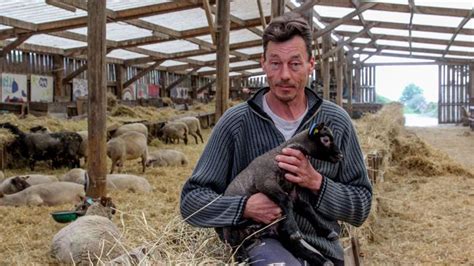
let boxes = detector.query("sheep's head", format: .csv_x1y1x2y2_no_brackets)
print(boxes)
307,122,343,163
10,176,31,192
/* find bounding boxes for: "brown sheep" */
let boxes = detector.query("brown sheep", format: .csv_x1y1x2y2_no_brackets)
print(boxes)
106,131,148,174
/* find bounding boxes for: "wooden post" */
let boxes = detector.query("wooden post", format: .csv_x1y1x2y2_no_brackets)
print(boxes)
347,53,353,117
115,63,125,99
86,0,108,198
336,45,344,106
322,34,331,100
271,0,285,18
53,55,64,99
215,0,230,120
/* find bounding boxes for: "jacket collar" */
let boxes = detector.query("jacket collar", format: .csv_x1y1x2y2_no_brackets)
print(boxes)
247,87,323,125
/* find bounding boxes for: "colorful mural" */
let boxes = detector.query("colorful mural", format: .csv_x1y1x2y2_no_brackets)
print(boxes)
148,84,160,98
31,75,53,102
0,73,27,103
136,82,148,99
122,84,136,100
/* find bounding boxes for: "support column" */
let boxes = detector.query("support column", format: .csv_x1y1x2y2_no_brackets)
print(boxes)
322,34,331,100
86,0,107,198
215,0,230,120
336,45,344,106
53,55,64,99
115,64,125,100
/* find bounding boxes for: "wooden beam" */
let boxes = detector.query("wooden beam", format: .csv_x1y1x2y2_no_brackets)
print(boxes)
123,60,164,88
442,9,474,58
314,2,377,38
408,0,415,56
53,54,64,97
45,0,77,12
336,45,344,106
316,0,472,18
353,43,474,57
321,24,376,60
62,63,87,85
0,33,32,57
198,62,261,76
256,0,267,28
202,0,217,45
197,79,216,94
0,16,37,31
215,0,230,120
86,0,107,198
272,0,285,18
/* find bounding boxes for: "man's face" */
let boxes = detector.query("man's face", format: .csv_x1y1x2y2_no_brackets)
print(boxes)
261,36,314,103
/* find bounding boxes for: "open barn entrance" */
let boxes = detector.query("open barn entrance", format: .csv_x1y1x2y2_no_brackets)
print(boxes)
375,64,439,126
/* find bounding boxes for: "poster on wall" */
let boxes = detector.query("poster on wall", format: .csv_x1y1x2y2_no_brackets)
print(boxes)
30,75,53,102
72,78,88,100
0,73,27,103
136,82,148,99
148,84,160,98
122,84,136,100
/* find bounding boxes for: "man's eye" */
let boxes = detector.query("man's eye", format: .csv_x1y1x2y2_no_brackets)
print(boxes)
290,62,302,70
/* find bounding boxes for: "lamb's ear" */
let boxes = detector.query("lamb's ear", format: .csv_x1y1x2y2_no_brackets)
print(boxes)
308,122,322,137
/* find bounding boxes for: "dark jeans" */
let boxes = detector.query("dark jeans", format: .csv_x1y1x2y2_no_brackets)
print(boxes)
245,238,344,266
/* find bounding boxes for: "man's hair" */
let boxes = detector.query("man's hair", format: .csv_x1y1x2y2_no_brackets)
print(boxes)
262,12,313,60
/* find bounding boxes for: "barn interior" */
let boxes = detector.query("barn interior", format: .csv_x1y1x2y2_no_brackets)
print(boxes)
0,0,473,264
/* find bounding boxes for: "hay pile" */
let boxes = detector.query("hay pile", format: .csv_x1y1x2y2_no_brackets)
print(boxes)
1,102,473,264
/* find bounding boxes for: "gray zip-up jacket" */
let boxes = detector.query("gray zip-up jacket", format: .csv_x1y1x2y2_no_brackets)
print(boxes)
180,87,372,260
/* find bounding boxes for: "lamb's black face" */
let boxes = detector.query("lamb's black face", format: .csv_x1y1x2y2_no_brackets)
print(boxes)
308,122,343,163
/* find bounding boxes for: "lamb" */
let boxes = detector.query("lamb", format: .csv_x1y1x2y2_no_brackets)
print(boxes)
107,131,148,174
0,174,58,195
146,149,188,167
175,116,204,144
223,122,343,265
51,197,122,264
0,182,84,206
158,121,189,145
62,169,152,193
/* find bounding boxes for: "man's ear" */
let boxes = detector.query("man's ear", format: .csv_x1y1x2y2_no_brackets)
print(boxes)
308,56,315,74
260,54,267,73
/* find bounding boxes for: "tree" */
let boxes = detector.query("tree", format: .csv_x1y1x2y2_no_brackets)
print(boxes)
399,83,423,103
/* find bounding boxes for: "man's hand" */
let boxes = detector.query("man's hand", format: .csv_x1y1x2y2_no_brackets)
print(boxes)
243,192,282,224
275,147,323,192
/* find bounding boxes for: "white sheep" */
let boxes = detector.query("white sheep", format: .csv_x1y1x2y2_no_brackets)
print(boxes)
51,197,122,264
146,149,188,167
107,174,152,193
0,182,84,206
0,174,58,195
107,131,148,174
60,169,151,193
112,123,148,140
159,121,188,145
175,116,204,144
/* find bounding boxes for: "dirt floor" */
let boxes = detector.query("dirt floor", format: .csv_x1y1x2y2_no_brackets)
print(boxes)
363,125,474,264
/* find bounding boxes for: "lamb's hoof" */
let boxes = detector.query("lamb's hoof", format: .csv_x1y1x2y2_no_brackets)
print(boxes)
290,231,302,241
327,231,339,241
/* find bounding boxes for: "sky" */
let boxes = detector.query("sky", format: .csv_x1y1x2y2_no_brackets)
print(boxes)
375,65,439,103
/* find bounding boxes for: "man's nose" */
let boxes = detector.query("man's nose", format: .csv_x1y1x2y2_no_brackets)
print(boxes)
280,64,291,80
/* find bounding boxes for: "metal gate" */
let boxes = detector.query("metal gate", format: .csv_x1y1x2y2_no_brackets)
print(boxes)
439,65,470,124
357,65,376,103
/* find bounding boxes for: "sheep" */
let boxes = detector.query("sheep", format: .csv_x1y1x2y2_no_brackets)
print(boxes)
51,197,122,264
0,182,84,206
0,174,58,195
175,116,204,144
61,169,152,193
146,149,188,167
223,122,343,265
111,122,148,140
107,131,148,174
77,130,88,165
158,121,189,145
107,174,152,193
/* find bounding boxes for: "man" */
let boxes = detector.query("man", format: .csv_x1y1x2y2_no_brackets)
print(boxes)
180,12,372,265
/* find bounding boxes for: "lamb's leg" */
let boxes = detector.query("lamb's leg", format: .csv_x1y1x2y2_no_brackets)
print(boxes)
190,133,198,144
257,179,301,241
141,154,147,173
293,198,338,240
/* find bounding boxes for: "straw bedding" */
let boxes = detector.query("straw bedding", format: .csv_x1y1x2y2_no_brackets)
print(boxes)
0,102,472,264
